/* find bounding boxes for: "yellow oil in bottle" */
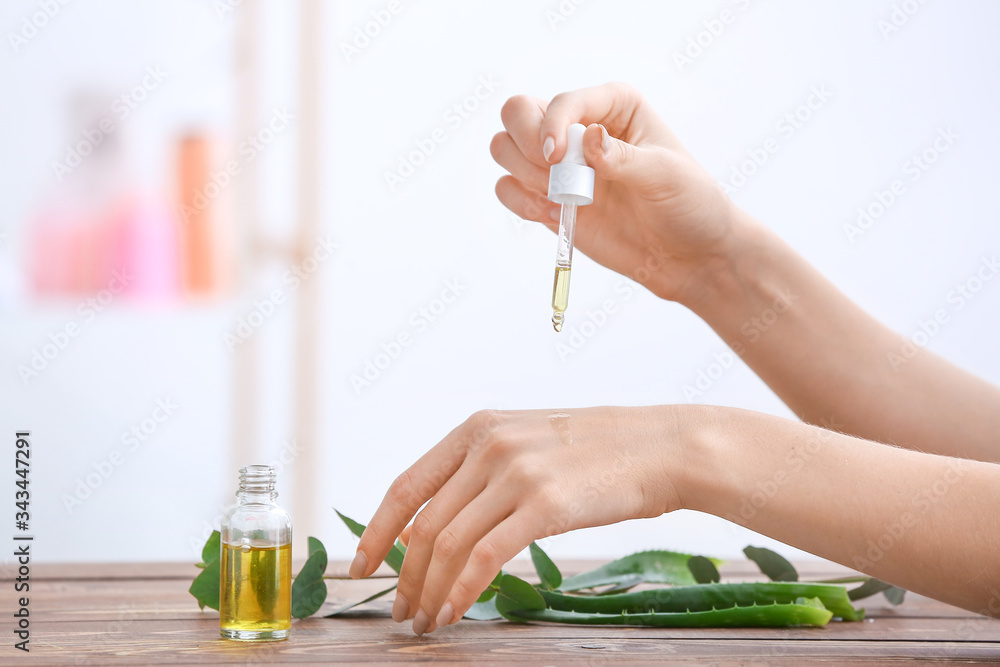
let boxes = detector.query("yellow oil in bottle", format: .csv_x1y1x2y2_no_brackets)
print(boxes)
551,266,571,332
220,542,292,640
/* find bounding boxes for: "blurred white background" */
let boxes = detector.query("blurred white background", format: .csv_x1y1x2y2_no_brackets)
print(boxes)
1,0,998,565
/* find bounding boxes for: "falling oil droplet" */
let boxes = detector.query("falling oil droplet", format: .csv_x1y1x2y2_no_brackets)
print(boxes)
553,318,563,332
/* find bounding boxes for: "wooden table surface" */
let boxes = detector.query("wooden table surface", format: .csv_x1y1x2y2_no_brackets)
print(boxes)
4,559,999,665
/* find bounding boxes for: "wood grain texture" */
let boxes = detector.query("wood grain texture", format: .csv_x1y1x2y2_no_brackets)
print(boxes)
3,560,997,664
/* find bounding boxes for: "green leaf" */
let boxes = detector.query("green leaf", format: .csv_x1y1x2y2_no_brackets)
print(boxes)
560,550,719,591
743,546,798,582
687,555,721,584
189,562,221,611
537,580,863,622
495,574,546,622
504,600,834,628
847,578,891,601
883,586,906,605
189,530,221,611
201,531,221,566
291,536,328,618
529,542,562,590
324,583,397,617
464,595,502,621
334,509,407,574
476,572,503,603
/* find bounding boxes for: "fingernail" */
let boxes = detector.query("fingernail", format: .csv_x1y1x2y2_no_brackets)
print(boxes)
542,135,555,162
600,125,612,157
392,593,409,623
435,602,454,628
549,207,561,222
412,609,430,636
348,550,367,579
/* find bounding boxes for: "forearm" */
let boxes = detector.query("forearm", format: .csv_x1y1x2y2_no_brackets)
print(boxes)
674,405,1000,616
680,209,1000,462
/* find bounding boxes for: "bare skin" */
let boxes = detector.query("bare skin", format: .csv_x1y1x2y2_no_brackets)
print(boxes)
349,83,1000,635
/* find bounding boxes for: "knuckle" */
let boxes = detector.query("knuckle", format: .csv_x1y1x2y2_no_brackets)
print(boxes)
387,471,416,508
433,529,461,561
535,481,567,515
500,95,532,127
469,538,502,572
410,511,437,544
465,410,503,452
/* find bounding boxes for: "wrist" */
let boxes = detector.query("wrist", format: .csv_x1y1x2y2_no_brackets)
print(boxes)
662,404,746,519
675,207,776,317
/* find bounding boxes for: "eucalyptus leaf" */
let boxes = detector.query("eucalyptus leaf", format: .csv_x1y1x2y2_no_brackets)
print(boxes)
291,537,328,618
464,596,502,621
189,530,221,611
687,555,721,584
495,574,546,622
324,584,397,617
560,550,719,591
477,572,504,603
883,586,906,605
847,578,892,601
743,546,798,582
529,542,562,590
335,509,406,574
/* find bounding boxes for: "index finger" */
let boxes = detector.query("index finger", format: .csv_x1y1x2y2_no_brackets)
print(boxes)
540,82,647,163
350,410,502,579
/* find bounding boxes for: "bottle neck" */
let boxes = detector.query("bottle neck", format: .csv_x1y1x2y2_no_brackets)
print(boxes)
236,465,278,504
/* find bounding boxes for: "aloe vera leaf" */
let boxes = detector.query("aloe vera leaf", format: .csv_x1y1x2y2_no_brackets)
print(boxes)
743,546,798,582
559,550,721,591
687,555,721,584
538,581,864,621
503,600,834,628
847,578,892,601
335,509,406,574
529,542,562,590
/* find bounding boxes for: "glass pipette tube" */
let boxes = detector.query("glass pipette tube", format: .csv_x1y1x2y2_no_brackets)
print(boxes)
551,202,577,332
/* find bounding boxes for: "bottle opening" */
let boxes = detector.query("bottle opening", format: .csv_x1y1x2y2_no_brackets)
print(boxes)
238,464,277,494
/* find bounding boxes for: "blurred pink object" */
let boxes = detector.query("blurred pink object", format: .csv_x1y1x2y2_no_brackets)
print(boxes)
107,196,180,300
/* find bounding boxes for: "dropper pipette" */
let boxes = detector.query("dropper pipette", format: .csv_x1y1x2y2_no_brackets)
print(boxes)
547,124,595,332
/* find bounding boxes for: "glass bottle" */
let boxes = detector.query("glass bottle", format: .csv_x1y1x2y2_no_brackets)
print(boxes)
219,465,292,640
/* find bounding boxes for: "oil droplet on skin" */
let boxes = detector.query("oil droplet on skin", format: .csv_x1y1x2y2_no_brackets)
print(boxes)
548,412,573,446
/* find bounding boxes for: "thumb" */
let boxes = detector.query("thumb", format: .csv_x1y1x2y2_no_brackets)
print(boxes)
583,123,659,185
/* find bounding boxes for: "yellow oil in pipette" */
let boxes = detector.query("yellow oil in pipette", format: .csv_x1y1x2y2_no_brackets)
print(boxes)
551,266,571,332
